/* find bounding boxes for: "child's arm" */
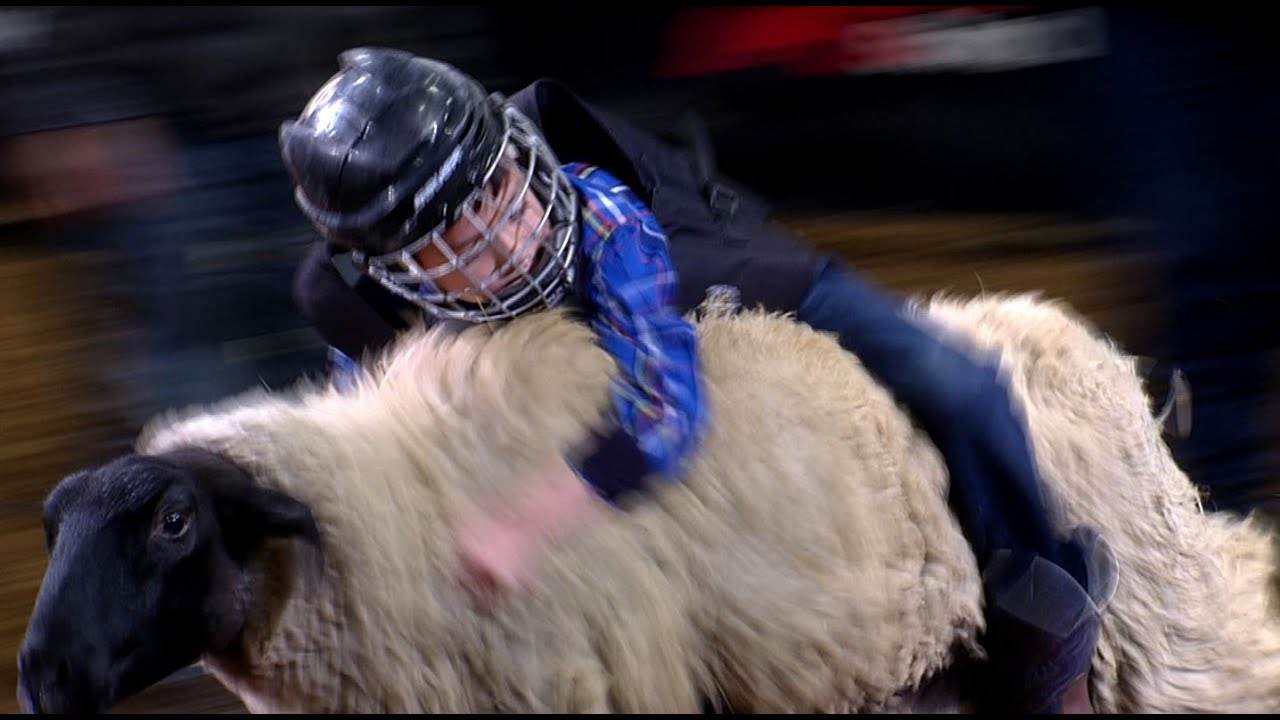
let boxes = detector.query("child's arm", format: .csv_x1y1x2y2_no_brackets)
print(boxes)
570,218,707,503
454,218,706,608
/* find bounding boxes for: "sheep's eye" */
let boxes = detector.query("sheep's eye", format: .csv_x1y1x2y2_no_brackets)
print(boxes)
159,511,189,539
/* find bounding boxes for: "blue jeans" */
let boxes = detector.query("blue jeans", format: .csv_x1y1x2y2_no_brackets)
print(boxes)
796,258,1085,580
795,257,1103,710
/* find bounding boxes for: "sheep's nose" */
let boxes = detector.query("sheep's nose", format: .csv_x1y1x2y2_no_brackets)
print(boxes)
18,637,99,714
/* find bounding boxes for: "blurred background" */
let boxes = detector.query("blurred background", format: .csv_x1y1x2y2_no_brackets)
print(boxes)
0,6,1275,713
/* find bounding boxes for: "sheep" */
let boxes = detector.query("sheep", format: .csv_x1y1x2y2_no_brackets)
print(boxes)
17,293,1280,714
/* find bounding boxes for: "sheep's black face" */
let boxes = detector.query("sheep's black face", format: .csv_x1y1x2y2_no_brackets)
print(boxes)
17,447,319,714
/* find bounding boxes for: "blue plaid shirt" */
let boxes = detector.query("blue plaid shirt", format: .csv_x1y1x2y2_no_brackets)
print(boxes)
328,162,707,504
562,163,707,502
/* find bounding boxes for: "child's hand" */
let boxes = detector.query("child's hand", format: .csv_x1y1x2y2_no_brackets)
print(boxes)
455,507,536,611
455,457,603,612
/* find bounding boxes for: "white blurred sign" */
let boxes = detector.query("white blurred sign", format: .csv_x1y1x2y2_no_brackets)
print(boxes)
840,7,1109,75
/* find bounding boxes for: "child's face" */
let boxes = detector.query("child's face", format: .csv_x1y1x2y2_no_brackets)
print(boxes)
413,166,547,303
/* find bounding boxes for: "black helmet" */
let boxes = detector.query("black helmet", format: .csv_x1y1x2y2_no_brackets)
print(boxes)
281,48,579,322
280,47,504,255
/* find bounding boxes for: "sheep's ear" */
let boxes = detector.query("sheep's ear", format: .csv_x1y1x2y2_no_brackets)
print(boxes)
216,483,322,552
157,447,322,553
